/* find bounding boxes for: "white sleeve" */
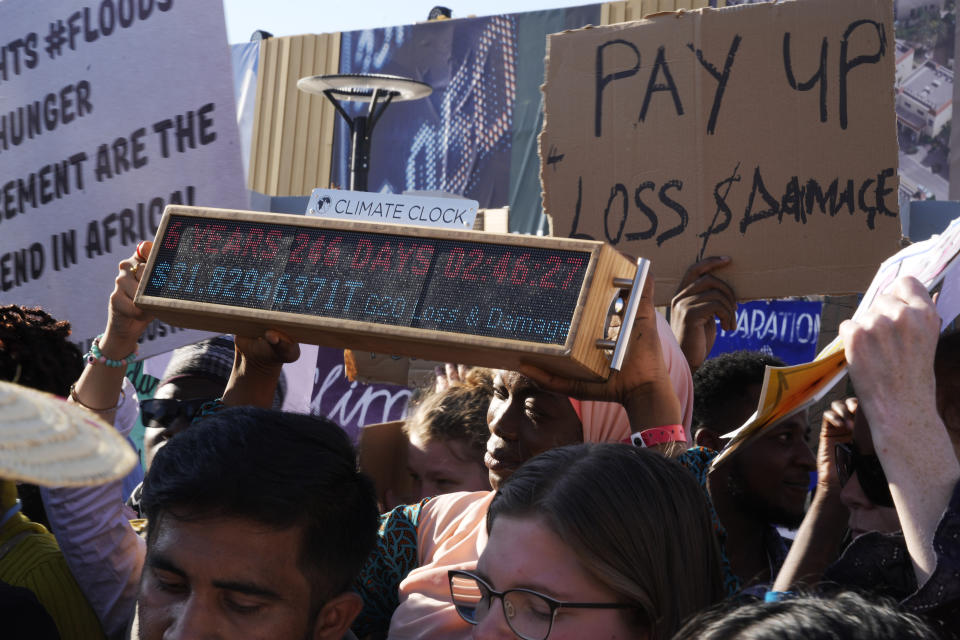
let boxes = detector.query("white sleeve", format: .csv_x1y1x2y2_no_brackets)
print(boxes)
42,378,146,640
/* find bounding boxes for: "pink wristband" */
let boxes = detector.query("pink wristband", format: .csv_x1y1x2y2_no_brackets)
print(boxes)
629,424,686,448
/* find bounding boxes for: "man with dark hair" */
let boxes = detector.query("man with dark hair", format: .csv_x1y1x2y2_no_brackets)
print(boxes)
136,406,379,640
692,350,785,445
681,350,816,593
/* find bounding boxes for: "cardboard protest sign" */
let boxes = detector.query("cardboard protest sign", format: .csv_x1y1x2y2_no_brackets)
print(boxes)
714,215,960,466
344,349,444,388
541,0,901,305
0,0,247,357
358,420,415,509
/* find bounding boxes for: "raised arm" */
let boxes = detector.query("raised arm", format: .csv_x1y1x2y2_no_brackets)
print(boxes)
43,242,154,639
221,330,300,408
772,397,855,590
70,241,155,415
670,256,736,373
839,276,960,586
519,273,682,433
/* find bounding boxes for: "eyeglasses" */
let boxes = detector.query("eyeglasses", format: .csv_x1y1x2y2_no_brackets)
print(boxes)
448,569,634,640
835,443,894,508
140,398,214,428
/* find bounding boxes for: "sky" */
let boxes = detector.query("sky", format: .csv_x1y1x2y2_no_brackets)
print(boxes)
221,0,595,43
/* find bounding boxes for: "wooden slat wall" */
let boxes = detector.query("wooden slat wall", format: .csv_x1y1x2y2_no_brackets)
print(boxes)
248,33,341,196
601,0,719,24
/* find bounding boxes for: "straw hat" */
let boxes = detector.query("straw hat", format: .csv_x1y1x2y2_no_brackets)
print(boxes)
0,380,137,487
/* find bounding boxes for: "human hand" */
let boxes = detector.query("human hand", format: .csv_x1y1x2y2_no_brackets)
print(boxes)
224,329,300,409
670,256,736,372
518,274,681,426
234,329,301,373
771,398,856,591
101,241,155,357
816,397,856,490
840,277,959,587
839,276,940,448
435,363,467,393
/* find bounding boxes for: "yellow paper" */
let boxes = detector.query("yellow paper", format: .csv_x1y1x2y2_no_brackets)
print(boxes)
713,347,847,467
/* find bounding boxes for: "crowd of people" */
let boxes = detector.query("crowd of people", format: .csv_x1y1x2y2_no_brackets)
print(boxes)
0,234,958,640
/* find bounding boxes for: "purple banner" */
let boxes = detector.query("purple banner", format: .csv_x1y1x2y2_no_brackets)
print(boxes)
310,347,410,441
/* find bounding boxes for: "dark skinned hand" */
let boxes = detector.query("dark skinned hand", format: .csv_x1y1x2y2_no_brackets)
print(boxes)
817,397,856,490
518,273,681,427
670,256,737,372
224,329,300,408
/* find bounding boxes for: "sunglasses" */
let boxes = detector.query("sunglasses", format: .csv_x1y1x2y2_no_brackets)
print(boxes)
140,397,215,428
835,442,894,508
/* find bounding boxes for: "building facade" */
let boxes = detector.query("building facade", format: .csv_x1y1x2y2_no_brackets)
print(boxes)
896,60,953,140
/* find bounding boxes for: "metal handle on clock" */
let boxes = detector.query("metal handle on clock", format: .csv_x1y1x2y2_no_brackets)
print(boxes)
605,257,651,371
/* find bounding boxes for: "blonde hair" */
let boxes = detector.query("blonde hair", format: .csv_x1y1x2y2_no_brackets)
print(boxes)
403,368,494,460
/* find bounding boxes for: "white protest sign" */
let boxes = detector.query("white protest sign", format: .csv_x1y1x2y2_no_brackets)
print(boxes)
307,188,478,230
0,0,247,357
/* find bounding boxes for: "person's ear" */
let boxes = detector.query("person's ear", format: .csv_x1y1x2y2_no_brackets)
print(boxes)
311,591,364,640
695,427,724,452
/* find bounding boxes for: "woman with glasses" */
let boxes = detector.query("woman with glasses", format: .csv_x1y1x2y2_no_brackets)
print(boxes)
450,443,724,640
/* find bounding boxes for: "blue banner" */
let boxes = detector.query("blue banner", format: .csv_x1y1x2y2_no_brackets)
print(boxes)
708,300,823,365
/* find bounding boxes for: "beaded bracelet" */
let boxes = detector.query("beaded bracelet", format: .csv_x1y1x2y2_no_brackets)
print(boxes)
85,334,138,368
69,383,125,412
